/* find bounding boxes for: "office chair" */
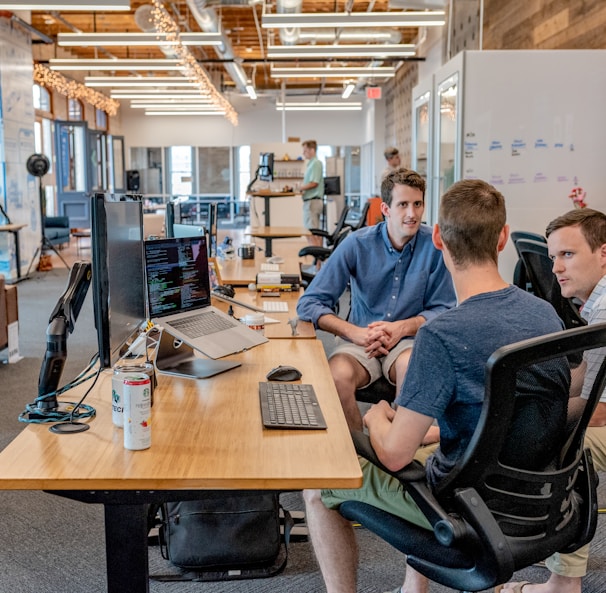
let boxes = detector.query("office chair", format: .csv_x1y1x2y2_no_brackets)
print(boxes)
510,231,547,290
344,200,370,232
516,238,586,329
308,206,351,247
340,323,606,592
298,227,351,287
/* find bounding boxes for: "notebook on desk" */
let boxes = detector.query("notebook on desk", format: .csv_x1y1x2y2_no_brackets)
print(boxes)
144,236,268,359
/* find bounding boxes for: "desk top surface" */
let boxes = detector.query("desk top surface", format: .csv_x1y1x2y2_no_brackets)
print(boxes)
248,191,296,197
215,253,303,286
0,340,361,491
249,226,311,238
211,288,314,339
0,224,27,231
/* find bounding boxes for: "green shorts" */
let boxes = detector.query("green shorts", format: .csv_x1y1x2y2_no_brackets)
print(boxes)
321,444,438,531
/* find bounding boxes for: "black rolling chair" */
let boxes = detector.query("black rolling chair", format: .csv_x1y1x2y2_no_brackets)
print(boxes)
516,238,586,329
510,231,547,290
344,200,370,232
340,323,606,592
308,205,351,247
298,227,351,287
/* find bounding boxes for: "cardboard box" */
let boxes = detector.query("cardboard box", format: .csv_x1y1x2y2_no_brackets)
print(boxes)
5,284,18,325
0,275,7,349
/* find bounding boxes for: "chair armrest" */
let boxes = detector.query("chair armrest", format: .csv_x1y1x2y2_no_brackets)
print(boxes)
44,216,69,228
309,228,330,238
350,430,426,482
298,246,332,260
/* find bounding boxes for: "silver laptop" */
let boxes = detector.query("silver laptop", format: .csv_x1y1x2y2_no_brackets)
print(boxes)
144,235,268,359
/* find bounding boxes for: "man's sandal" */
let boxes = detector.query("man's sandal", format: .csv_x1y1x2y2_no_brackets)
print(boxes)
494,582,531,593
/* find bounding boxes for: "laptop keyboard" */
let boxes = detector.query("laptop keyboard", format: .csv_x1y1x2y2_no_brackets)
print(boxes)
168,311,236,338
259,382,327,429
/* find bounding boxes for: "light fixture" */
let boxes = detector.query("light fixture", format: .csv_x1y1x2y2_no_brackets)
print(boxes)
85,76,201,88
342,83,356,99
131,104,223,110
245,83,257,100
262,11,446,29
130,98,217,104
270,66,396,78
144,111,225,116
49,59,184,71
0,0,129,9
111,92,210,99
58,32,223,47
267,44,415,59
276,101,363,111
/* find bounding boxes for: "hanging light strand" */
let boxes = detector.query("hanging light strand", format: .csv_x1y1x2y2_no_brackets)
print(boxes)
151,0,238,125
33,63,120,116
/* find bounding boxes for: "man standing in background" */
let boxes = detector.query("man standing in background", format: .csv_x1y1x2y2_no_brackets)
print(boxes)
381,147,401,182
300,140,325,246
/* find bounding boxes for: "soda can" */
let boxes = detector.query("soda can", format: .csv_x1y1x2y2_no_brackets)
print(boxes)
123,373,152,451
112,362,156,427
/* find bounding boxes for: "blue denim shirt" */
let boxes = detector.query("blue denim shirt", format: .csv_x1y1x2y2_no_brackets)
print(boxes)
297,223,456,333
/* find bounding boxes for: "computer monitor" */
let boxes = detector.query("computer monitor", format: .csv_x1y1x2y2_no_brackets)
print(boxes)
208,202,218,258
258,152,274,182
324,176,341,196
91,193,147,369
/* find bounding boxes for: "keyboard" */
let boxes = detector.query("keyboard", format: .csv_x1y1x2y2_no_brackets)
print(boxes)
260,263,280,272
263,301,289,313
168,311,236,339
259,382,327,429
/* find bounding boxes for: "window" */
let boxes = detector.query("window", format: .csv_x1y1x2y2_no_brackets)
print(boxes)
33,84,51,113
95,108,108,130
166,146,193,196
68,98,84,121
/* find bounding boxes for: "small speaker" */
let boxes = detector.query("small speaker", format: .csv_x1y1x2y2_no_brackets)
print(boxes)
126,169,141,192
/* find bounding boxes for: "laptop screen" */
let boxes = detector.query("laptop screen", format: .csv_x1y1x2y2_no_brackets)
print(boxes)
144,235,211,319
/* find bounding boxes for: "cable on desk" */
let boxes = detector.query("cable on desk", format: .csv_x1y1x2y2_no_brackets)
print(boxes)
18,353,99,426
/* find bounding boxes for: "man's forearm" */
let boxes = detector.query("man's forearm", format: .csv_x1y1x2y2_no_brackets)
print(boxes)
317,313,358,341
397,315,426,338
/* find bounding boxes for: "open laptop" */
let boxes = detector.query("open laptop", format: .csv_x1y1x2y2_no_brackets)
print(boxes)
144,235,268,359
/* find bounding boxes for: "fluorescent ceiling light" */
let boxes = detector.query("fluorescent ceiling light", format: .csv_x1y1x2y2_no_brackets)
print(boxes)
144,111,225,116
0,0,129,8
245,84,257,100
130,98,216,104
49,59,184,71
267,44,415,59
276,101,362,111
262,11,445,29
57,32,223,47
85,77,200,88
342,83,356,99
111,92,210,99
270,66,396,78
130,104,222,110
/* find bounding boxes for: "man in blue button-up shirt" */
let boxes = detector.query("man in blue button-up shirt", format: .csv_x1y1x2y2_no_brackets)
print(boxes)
297,168,456,430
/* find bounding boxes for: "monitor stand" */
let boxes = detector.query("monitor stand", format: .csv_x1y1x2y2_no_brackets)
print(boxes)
153,329,241,379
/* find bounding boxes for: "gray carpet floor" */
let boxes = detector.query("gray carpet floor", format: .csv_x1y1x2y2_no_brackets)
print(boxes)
1,267,605,592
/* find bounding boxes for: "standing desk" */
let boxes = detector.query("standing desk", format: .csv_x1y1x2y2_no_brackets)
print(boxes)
248,226,311,257
215,251,303,286
0,339,361,593
248,190,296,226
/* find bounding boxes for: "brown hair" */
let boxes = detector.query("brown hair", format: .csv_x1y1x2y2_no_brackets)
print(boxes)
545,208,606,252
438,179,506,267
302,140,317,151
381,168,426,206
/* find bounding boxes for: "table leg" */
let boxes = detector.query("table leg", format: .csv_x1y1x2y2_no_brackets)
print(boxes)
264,237,273,257
11,230,21,280
104,503,150,593
264,197,271,226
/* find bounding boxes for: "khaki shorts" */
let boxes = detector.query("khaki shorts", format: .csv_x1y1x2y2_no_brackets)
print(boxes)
329,337,415,388
303,198,323,229
321,444,438,530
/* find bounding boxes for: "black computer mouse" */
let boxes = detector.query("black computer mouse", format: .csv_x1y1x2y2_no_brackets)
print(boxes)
213,284,235,298
266,365,302,382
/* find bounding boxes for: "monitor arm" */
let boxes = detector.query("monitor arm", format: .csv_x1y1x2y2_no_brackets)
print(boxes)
37,261,92,411
246,166,261,193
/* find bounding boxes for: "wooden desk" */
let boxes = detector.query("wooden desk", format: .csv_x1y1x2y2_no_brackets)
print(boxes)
0,339,361,593
216,252,303,286
248,190,296,226
248,226,311,257
211,287,315,338
0,223,27,282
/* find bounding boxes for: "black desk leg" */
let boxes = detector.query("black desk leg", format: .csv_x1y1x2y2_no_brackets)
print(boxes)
264,197,271,226
264,238,273,257
12,231,21,280
104,503,150,593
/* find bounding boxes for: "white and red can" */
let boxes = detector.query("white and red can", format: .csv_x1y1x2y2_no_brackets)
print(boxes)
123,373,152,450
